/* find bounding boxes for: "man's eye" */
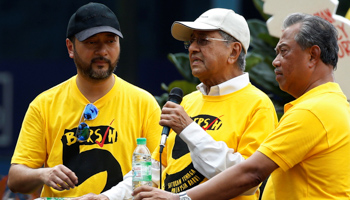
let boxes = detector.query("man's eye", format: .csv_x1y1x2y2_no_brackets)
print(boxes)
190,38,196,44
276,48,286,56
198,38,208,45
280,49,287,54
85,41,96,44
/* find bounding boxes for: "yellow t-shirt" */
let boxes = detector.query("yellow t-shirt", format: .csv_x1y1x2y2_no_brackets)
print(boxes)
259,82,350,199
11,74,162,197
153,83,278,200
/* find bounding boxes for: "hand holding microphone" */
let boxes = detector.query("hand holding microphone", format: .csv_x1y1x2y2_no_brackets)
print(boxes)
159,87,184,153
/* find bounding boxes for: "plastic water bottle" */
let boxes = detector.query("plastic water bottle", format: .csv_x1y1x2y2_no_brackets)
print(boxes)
132,138,152,190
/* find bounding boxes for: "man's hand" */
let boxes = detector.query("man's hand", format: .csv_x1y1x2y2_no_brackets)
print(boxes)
41,164,78,191
160,101,193,134
132,185,179,200
72,193,109,200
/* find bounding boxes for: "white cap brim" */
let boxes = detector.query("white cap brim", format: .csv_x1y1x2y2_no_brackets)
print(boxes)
171,21,220,41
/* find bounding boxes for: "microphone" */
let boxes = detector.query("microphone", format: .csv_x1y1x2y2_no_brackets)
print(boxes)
159,87,183,153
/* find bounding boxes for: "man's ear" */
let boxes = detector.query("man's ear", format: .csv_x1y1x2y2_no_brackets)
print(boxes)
228,42,242,64
66,38,75,58
309,45,321,68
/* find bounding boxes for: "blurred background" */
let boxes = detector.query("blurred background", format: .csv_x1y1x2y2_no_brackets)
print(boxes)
0,0,349,198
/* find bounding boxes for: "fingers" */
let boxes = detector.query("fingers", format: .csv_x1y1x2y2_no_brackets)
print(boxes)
43,165,78,191
132,186,155,200
133,186,177,200
160,102,184,122
160,102,193,134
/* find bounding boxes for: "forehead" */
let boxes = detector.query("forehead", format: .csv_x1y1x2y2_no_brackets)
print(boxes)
85,32,118,40
276,23,301,48
191,30,220,37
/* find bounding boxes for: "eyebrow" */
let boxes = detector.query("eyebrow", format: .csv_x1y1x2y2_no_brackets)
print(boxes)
191,32,209,38
274,43,287,52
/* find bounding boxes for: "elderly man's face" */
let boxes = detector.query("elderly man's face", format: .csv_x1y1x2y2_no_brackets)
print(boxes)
187,30,235,86
273,23,313,98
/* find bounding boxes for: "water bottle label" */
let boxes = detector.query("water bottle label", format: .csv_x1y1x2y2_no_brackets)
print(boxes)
132,161,152,181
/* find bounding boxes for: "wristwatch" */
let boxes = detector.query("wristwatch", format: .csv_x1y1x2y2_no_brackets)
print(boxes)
179,191,192,200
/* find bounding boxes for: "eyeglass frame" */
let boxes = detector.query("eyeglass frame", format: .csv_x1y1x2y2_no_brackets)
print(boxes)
184,37,228,49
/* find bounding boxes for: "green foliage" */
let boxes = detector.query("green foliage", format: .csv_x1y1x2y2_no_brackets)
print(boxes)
246,18,294,114
155,53,200,106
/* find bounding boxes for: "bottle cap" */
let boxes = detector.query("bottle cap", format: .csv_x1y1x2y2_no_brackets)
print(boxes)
137,138,147,145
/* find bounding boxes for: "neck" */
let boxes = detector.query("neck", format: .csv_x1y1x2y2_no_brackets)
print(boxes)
293,64,334,98
76,74,115,103
202,71,244,94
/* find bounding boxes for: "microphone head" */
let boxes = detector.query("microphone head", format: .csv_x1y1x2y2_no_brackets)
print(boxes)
168,87,183,104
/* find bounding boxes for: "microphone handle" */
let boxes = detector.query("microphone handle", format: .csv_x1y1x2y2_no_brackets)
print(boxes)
160,126,170,147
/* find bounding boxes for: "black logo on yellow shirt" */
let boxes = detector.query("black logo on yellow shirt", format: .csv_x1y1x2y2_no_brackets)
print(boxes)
164,163,205,193
193,114,223,131
64,126,117,146
164,114,223,193
61,126,121,192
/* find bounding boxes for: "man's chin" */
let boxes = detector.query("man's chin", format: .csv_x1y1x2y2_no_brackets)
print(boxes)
89,69,115,80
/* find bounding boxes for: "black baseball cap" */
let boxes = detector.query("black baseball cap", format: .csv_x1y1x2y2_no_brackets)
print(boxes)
66,2,123,41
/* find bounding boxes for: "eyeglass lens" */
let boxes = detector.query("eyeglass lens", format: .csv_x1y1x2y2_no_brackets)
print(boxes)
76,103,99,142
184,37,212,49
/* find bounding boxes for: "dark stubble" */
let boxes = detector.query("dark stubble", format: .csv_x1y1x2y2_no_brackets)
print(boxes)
73,49,119,80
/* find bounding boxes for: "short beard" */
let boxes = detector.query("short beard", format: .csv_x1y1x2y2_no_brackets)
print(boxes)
74,49,119,80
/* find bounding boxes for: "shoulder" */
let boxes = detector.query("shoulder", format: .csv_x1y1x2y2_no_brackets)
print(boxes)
239,83,275,108
32,77,74,105
116,76,159,104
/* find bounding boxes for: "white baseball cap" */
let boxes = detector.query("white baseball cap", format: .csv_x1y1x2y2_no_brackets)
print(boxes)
171,8,250,53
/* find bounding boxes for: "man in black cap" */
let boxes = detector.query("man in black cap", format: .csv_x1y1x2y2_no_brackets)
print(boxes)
7,2,162,198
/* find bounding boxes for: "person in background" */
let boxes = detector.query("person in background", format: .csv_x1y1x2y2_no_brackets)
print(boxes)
133,12,350,200
7,2,162,198
77,8,278,200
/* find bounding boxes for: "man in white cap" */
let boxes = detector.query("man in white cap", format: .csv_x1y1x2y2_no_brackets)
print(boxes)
150,8,277,200
7,2,162,198
133,12,350,200
78,7,277,200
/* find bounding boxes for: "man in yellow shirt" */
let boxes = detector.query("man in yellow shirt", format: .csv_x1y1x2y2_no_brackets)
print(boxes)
125,7,277,200
7,2,162,197
133,12,350,200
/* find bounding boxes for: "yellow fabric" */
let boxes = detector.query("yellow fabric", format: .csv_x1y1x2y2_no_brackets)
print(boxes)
11,74,162,197
153,83,278,200
259,82,350,199
346,8,350,20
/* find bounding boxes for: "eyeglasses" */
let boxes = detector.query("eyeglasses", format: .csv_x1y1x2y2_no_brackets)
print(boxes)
76,103,99,142
184,37,228,49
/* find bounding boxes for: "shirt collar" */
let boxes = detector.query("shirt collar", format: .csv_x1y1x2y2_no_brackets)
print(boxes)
284,82,342,112
196,72,250,96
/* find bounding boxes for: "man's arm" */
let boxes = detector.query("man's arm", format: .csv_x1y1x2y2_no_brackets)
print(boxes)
7,163,78,193
180,122,245,178
74,159,164,200
186,152,278,200
181,106,276,179
132,151,278,200
180,123,258,195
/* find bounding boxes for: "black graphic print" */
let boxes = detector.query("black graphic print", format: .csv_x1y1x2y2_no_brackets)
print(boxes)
61,126,121,192
164,114,223,193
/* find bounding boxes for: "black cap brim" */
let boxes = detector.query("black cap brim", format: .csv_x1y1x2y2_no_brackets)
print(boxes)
75,26,123,41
